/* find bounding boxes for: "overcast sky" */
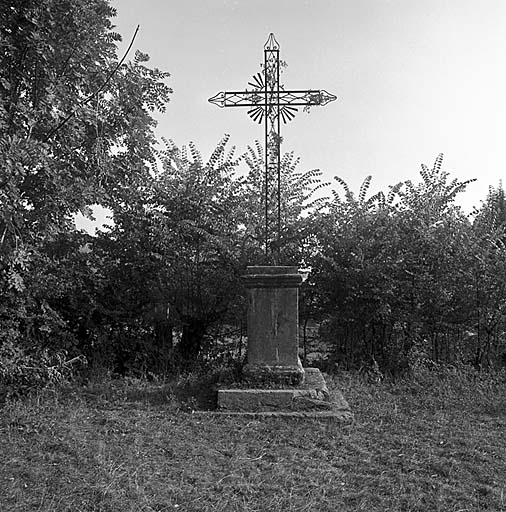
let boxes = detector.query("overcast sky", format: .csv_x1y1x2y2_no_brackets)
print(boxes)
80,0,506,230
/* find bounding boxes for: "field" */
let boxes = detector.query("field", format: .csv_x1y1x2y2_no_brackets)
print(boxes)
1,368,505,511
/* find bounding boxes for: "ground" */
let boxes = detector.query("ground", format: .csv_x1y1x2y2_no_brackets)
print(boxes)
1,369,505,511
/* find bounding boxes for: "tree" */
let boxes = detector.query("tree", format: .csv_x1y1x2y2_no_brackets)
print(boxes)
91,137,331,371
97,137,246,368
470,182,506,367
0,0,171,363
240,140,328,265
310,155,478,373
473,182,506,235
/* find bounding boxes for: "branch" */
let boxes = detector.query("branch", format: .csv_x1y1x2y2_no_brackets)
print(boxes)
44,24,140,142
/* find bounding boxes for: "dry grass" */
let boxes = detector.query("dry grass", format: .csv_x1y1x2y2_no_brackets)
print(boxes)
1,370,505,511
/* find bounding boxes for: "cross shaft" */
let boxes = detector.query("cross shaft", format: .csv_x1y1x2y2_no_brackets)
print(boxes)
209,33,337,259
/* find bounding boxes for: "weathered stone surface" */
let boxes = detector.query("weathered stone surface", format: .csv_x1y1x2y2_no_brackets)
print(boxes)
206,410,353,420
242,266,303,385
217,368,351,416
242,362,304,387
243,266,304,288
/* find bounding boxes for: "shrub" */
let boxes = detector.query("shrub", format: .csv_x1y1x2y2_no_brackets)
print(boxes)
0,340,87,401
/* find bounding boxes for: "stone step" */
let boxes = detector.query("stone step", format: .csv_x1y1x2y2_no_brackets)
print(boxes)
217,368,351,416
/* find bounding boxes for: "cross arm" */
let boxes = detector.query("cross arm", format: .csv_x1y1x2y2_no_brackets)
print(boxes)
208,89,337,108
278,89,337,107
209,90,264,108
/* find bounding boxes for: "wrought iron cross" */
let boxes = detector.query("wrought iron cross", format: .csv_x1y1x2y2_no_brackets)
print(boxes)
209,33,337,258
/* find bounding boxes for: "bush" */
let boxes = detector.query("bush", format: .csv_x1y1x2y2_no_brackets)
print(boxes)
0,340,87,402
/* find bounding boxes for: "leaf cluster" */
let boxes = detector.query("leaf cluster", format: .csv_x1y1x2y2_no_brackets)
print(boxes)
308,155,506,374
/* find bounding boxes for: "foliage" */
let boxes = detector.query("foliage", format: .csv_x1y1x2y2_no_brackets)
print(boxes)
308,155,503,373
0,339,86,401
84,135,331,372
241,140,329,264
2,0,506,385
101,135,246,368
468,182,506,367
0,0,171,384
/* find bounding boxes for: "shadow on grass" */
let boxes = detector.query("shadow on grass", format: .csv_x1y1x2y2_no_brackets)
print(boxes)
173,373,220,411
76,373,220,411
77,379,178,408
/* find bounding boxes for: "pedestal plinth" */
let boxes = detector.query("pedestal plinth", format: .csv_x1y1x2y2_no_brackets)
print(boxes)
242,266,304,385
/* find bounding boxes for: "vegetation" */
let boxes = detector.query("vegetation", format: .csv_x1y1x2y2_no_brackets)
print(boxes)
2,0,506,392
0,0,171,389
2,2,506,511
309,159,506,373
1,369,505,511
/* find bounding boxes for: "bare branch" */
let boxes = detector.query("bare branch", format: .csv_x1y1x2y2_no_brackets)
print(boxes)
44,24,140,142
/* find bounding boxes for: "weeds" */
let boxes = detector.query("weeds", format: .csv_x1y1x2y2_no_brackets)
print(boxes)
0,341,87,402
1,369,505,511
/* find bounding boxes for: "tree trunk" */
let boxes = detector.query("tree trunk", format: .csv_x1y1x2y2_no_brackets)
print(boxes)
154,320,173,351
178,321,206,366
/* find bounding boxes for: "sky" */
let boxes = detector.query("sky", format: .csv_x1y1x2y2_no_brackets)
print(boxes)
79,0,506,231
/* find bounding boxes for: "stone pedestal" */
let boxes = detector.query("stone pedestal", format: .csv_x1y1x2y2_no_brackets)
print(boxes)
242,266,304,386
216,265,352,419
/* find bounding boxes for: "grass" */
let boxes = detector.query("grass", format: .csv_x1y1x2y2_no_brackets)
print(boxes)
1,369,505,511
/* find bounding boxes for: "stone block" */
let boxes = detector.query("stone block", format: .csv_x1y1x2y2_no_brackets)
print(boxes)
217,368,351,417
243,266,303,385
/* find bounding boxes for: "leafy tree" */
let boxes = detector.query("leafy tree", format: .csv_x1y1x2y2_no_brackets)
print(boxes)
473,182,506,235
469,182,506,367
310,155,478,373
90,137,331,371
96,136,246,369
0,0,171,368
240,141,328,265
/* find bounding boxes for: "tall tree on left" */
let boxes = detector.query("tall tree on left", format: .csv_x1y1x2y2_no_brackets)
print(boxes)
0,0,171,357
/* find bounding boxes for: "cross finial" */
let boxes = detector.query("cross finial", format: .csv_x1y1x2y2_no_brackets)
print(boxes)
264,33,279,50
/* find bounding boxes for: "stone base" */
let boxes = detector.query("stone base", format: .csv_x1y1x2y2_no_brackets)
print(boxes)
217,368,352,419
242,358,305,386
207,410,353,419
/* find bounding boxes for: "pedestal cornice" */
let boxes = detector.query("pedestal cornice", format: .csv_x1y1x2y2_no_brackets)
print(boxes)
243,266,303,289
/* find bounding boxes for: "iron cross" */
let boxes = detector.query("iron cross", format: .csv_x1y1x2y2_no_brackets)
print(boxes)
209,33,337,258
